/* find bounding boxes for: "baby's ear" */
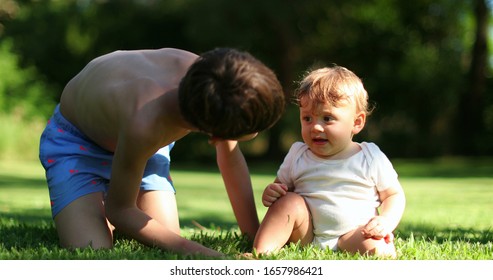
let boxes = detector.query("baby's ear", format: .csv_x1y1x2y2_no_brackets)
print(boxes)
352,111,366,134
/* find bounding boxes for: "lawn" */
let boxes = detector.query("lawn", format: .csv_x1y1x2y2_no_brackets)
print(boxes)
0,158,492,260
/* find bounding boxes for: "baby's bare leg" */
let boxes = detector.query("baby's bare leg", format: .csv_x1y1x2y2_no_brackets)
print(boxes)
253,192,313,254
54,192,113,249
338,226,396,258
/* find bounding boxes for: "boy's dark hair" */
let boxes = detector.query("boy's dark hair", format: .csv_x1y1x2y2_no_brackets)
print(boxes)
178,48,285,139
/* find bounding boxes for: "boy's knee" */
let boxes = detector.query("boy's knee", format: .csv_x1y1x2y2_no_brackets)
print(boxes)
59,234,113,250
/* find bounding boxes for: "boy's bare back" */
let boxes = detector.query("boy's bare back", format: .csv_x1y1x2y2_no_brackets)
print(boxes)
39,47,286,255
59,48,198,152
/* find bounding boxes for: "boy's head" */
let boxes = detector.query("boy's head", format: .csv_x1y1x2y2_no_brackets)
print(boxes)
178,48,285,139
295,65,372,116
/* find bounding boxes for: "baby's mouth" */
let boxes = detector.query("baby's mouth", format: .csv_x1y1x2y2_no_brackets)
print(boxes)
312,138,328,144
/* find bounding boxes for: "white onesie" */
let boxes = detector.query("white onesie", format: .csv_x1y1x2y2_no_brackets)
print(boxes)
277,141,402,250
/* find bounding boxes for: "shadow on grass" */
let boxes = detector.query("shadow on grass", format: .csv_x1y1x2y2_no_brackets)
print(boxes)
390,157,493,178
2,211,491,252
0,209,244,248
179,216,238,231
0,174,46,188
397,222,493,244
0,214,58,249
0,210,51,224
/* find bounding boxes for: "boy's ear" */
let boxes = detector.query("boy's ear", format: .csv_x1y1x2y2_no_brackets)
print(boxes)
352,111,366,135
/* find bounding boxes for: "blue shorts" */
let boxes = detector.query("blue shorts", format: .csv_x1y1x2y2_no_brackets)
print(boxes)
39,105,175,218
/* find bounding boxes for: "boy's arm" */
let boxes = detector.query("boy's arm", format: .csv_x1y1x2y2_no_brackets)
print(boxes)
215,140,260,240
105,130,222,257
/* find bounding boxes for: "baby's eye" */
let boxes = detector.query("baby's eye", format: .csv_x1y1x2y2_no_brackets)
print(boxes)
302,116,312,122
323,116,334,122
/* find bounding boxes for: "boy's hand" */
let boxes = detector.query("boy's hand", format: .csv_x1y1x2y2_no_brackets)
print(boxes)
361,216,393,243
262,183,288,207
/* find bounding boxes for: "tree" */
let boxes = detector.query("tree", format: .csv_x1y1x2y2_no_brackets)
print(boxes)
455,0,491,155
1,0,491,158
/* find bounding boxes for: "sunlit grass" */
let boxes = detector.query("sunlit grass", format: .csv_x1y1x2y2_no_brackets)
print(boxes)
400,177,492,230
0,159,492,259
0,113,45,162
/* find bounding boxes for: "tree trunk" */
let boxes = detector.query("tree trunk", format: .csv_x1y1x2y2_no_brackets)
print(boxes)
455,0,489,155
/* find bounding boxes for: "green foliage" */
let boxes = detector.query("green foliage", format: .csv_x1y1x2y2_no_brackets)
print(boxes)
0,0,492,159
0,39,56,119
0,160,492,260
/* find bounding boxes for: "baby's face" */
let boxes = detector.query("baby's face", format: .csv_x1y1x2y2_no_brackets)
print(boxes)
299,97,360,159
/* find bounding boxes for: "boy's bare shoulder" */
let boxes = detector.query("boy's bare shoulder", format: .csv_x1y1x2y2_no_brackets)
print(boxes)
140,48,198,68
87,48,197,68
151,47,197,57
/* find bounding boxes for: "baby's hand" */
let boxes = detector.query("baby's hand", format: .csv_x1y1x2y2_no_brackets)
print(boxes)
361,216,393,243
262,183,288,207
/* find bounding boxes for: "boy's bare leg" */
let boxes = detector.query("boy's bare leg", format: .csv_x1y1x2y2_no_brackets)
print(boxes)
338,225,396,258
136,190,180,235
54,192,113,249
253,192,313,254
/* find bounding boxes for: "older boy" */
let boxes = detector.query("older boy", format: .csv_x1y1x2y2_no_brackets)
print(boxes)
39,48,285,257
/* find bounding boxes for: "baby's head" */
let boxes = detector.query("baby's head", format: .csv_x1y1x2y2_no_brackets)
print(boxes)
295,66,372,116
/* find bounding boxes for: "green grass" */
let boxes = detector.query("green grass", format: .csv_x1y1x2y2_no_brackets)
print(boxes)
0,159,492,260
0,112,45,162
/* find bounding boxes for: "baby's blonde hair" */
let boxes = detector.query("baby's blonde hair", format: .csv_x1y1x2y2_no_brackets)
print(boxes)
295,65,372,116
